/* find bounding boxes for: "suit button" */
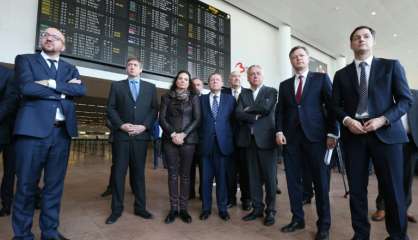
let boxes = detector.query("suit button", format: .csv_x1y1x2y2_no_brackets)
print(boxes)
298,105,301,108
134,106,136,109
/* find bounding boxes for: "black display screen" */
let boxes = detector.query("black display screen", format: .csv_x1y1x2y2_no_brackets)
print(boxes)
36,0,231,82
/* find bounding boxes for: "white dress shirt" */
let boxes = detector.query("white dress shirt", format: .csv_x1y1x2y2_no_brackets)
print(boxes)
294,69,309,94
209,91,221,108
251,84,263,100
40,51,66,121
232,86,242,101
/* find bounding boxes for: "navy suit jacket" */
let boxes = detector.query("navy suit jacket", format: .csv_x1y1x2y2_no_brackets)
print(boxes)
199,93,235,156
0,65,18,144
332,58,412,144
13,53,86,138
276,72,337,143
408,89,418,147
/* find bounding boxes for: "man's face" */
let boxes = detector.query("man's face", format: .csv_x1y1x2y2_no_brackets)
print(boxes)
290,48,309,72
126,60,142,78
228,73,241,88
209,74,223,92
350,28,375,54
40,28,65,55
192,79,204,93
247,66,263,88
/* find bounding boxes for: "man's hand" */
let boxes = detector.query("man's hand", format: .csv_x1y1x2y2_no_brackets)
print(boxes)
276,132,287,145
120,123,134,133
68,78,82,84
326,137,337,149
35,80,49,86
171,132,184,145
363,116,387,132
344,117,367,135
129,125,146,135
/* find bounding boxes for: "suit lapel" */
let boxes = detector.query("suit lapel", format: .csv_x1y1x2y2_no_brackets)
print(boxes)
204,94,214,119
123,80,136,103
300,72,312,103
56,60,68,82
368,57,378,99
217,93,225,119
254,86,265,104
36,53,53,76
135,80,145,106
348,62,360,97
290,77,296,104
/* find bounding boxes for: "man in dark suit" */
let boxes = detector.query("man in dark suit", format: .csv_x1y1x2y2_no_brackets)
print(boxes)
199,73,235,221
0,65,18,217
106,57,158,224
332,26,412,240
276,46,337,240
371,89,418,223
189,77,204,200
236,65,277,226
221,71,251,210
12,27,86,240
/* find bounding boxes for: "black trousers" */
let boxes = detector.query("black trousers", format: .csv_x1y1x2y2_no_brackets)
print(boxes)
106,142,135,193
226,145,250,203
164,141,195,211
1,143,15,210
343,132,408,239
189,148,202,199
111,140,148,215
246,137,277,214
375,135,418,211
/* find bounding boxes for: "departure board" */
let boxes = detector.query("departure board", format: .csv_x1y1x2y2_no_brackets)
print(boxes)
36,0,231,82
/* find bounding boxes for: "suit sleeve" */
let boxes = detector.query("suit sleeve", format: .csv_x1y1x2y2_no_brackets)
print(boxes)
382,60,413,123
245,88,278,116
107,82,124,129
159,95,175,135
275,83,285,132
183,95,201,136
321,74,338,135
142,85,158,130
331,70,349,123
0,70,19,122
235,91,256,123
15,55,60,99
55,66,86,97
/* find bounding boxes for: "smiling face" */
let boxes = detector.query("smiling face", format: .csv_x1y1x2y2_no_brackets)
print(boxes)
350,27,375,58
290,48,309,73
175,72,190,90
40,28,65,56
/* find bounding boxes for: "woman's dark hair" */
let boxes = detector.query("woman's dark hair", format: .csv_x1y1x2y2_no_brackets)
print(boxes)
169,70,194,93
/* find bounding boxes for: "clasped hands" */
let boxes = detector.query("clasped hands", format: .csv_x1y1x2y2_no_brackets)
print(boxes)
171,132,186,145
344,116,387,135
120,123,146,136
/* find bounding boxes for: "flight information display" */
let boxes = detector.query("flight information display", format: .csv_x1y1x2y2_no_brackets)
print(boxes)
36,0,231,81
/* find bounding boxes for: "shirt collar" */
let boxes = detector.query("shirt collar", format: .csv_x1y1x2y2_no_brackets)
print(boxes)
354,55,373,68
295,69,309,80
251,84,263,92
232,86,242,93
128,77,140,83
41,51,59,63
210,91,221,98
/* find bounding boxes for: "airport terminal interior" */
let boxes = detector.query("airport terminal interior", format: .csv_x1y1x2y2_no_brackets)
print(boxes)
1,0,418,239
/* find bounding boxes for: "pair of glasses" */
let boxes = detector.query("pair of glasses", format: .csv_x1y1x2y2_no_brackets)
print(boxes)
40,32,62,42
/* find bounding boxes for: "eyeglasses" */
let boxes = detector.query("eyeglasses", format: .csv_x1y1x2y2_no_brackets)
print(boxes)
40,32,63,42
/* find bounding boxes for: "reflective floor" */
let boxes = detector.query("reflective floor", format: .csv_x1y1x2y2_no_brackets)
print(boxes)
0,144,417,239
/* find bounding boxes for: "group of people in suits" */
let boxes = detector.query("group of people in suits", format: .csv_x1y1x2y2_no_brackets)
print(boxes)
0,25,417,240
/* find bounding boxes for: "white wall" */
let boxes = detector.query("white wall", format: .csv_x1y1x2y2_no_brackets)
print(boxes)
0,0,337,90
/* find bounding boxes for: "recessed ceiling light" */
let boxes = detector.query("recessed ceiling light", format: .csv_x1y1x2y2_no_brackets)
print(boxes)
334,6,340,11
393,33,398,37
371,11,377,16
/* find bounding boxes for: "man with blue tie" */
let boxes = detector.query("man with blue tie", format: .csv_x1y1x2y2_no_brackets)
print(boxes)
276,46,337,240
199,73,235,221
106,57,158,224
332,26,412,240
12,27,86,240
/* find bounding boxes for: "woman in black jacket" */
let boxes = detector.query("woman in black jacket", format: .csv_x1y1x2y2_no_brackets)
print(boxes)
160,70,201,224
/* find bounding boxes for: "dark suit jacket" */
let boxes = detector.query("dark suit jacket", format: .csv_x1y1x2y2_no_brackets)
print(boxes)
235,85,277,149
13,53,86,138
332,58,412,144
408,89,418,147
0,66,18,145
107,79,158,141
160,91,201,144
199,93,235,156
221,86,247,144
276,72,337,143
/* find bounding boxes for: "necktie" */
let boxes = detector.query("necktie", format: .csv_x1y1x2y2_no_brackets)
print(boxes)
130,80,139,101
356,62,368,114
48,59,57,79
212,95,219,119
233,89,238,101
295,75,303,104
